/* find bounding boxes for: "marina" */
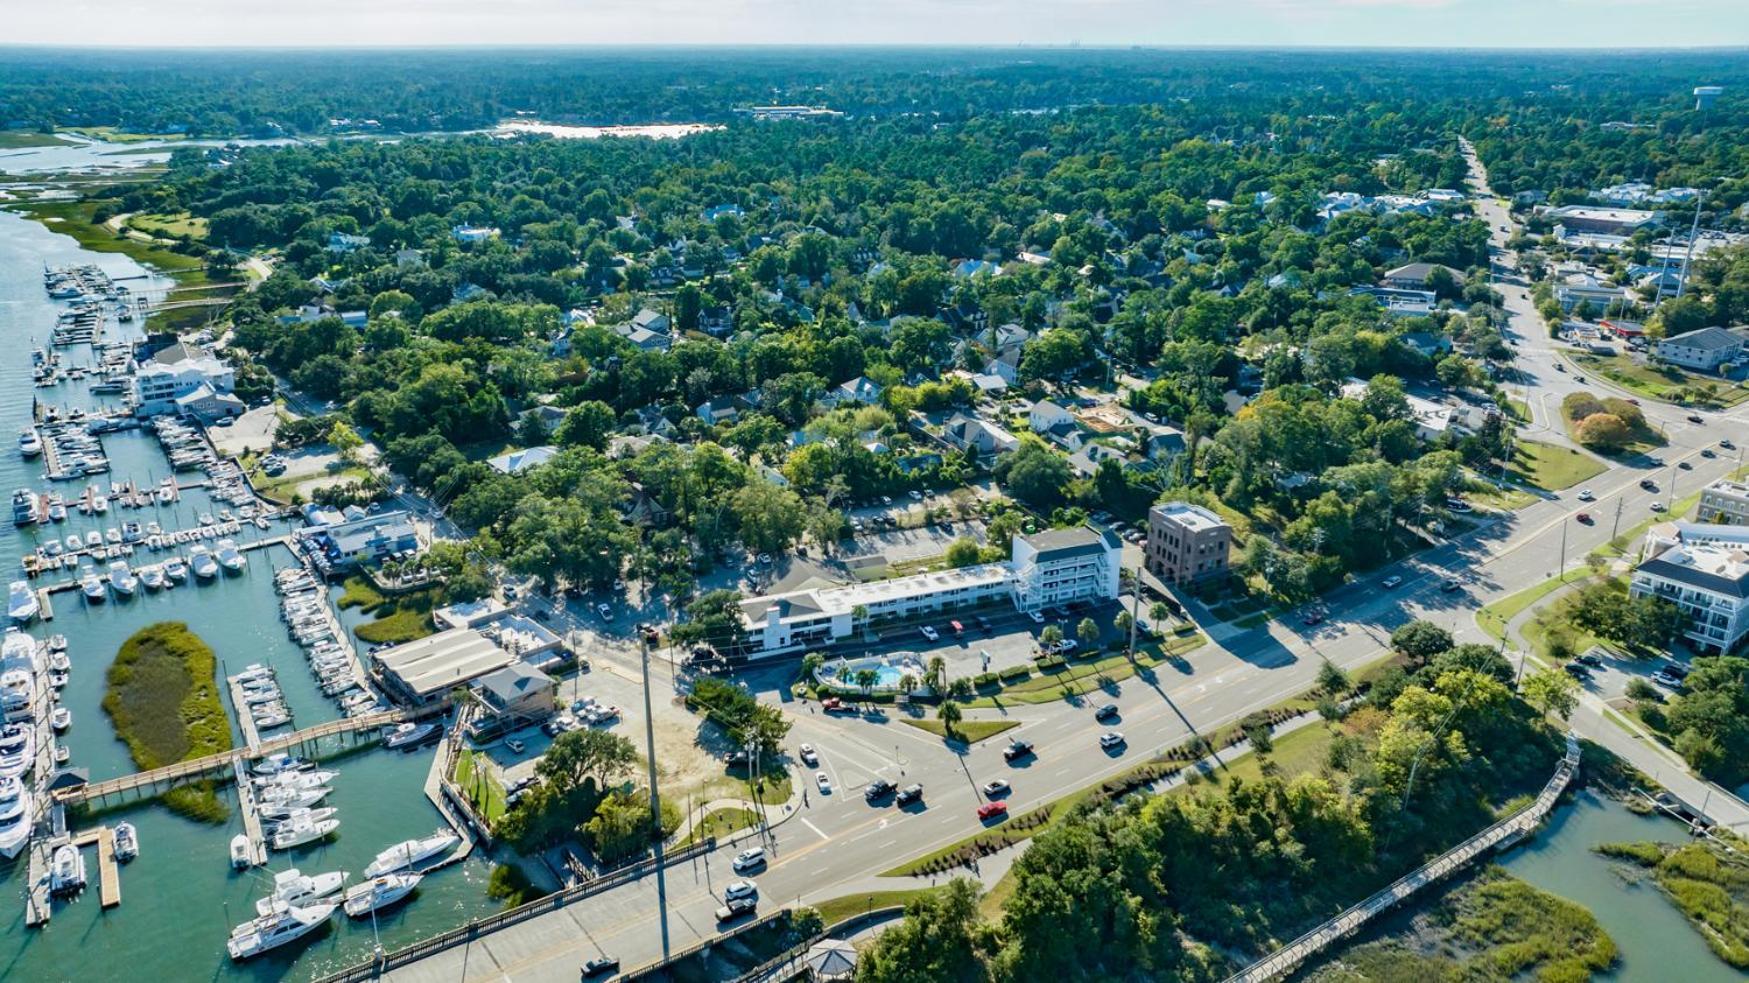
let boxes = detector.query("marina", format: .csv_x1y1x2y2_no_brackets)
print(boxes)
0,206,497,980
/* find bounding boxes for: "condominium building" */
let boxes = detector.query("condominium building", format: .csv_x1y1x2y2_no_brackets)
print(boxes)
132,351,236,418
1698,480,1749,525
1630,538,1749,655
1009,525,1124,612
1145,502,1233,584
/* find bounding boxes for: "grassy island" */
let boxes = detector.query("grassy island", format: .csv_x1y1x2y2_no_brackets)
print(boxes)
102,622,233,822
1596,840,1749,970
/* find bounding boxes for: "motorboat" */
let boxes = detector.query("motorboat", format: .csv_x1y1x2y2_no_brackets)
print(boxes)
251,753,309,776
189,545,219,579
8,581,38,624
140,566,165,591
83,531,101,549
50,706,70,732
227,901,337,961
344,871,422,918
53,744,69,765
199,513,214,526
163,556,189,582
253,710,292,730
0,724,33,779
108,560,138,597
231,833,253,869
19,429,42,458
48,651,69,673
269,817,339,851
254,868,348,916
382,722,440,751
113,821,139,861
156,481,174,504
50,843,86,895
46,503,66,522
363,831,461,878
64,534,81,552
12,490,38,527
0,668,32,718
46,634,66,652
0,775,32,859
258,787,331,813
256,770,338,792
81,573,106,602
215,538,246,573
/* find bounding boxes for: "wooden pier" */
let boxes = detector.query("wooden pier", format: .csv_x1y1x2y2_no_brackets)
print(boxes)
24,837,52,927
227,677,265,748
232,757,268,868
71,825,123,908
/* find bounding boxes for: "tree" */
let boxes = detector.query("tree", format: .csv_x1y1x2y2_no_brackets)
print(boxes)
730,480,805,554
1040,624,1064,650
328,419,364,467
1575,412,1632,452
1317,660,1350,694
927,656,947,692
1076,617,1099,648
537,729,638,793
1390,620,1453,663
1114,611,1134,639
997,442,1072,509
800,651,824,682
855,668,879,698
856,879,991,983
555,401,616,450
585,789,661,862
1522,669,1581,720
1149,601,1173,631
937,699,963,738
945,537,984,568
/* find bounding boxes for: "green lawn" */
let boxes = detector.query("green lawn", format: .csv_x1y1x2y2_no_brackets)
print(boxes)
454,749,508,826
902,718,1021,744
58,125,189,144
1509,439,1606,492
1477,573,1588,641
1571,352,1749,408
812,888,941,927
0,131,70,149
1189,721,1336,791
7,198,206,274
129,211,209,240
340,575,441,645
963,634,1206,709
680,807,760,847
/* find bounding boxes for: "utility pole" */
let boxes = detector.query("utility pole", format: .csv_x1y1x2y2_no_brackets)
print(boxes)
1125,564,1142,660
637,634,665,900
1558,519,1568,582
1610,496,1625,545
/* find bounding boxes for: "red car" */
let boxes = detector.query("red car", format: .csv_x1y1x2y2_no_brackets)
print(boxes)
977,801,1008,821
821,697,844,712
1576,512,1594,525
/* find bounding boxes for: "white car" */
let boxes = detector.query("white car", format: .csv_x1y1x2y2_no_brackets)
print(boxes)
815,771,832,794
919,625,940,642
1099,732,1126,750
596,602,613,619
731,848,766,872
1028,611,1046,624
1576,489,1595,501
1382,575,1404,589
723,880,758,902
798,744,819,766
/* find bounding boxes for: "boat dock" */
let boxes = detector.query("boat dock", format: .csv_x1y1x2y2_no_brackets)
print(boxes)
72,825,123,908
24,837,52,927
232,757,268,868
24,821,124,925
228,676,265,748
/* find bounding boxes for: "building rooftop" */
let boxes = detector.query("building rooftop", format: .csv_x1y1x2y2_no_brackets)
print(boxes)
1661,326,1745,352
1639,544,1749,599
1018,524,1121,561
1152,501,1227,533
740,563,1013,626
375,627,513,701
473,661,555,712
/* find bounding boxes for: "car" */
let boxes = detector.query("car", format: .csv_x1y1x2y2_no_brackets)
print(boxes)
1382,575,1404,589
1302,610,1325,626
1687,414,1705,425
1099,732,1126,751
1555,362,1565,372
1702,448,1717,458
1440,578,1464,592
1650,501,1667,512
1563,663,1590,678
895,783,924,805
974,615,993,632
1576,489,1595,501
864,778,895,802
724,749,750,766
909,490,924,501
1679,461,1693,470
1576,654,1604,668
1722,439,1736,450
504,738,526,754
1661,662,1690,679
1094,703,1120,722
1640,479,1659,491
1626,398,1641,406
977,801,1009,821
815,771,832,794
716,896,757,922
821,697,845,713
596,602,613,619
1651,671,1684,689
731,848,766,872
542,719,568,737
950,620,964,636
798,743,818,766
504,585,519,600
880,496,893,506
582,956,621,977
1444,499,1472,514
1028,611,1046,624
723,880,758,902
1055,639,1079,655
981,779,1011,798
919,625,940,642
1003,739,1035,762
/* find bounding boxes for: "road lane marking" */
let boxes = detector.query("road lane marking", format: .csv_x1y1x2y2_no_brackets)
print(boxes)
801,817,830,841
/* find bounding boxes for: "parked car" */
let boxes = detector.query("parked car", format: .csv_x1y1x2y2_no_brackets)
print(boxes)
582,956,621,977
977,801,1009,821
1099,732,1126,751
798,744,818,766
981,779,1010,798
1003,739,1035,762
1028,611,1046,624
919,625,940,642
1382,575,1404,589
821,697,844,713
504,738,526,754
1055,639,1079,655
1563,663,1590,678
1575,654,1604,668
974,615,993,632
596,602,613,619
1302,610,1325,626
864,778,895,802
895,784,924,806
731,848,766,872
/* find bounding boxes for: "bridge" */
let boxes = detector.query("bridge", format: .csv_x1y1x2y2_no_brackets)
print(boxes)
53,706,432,807
1226,733,1581,983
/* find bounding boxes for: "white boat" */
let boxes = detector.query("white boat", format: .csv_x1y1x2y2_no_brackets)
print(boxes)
344,871,422,918
255,771,337,793
156,482,174,504
11,490,38,527
251,753,309,776
19,429,42,458
364,831,461,878
0,668,32,718
0,775,32,859
50,843,86,895
382,722,439,750
140,566,165,591
0,724,35,780
253,711,292,730
48,650,68,673
81,573,106,602
64,534,81,552
269,817,339,851
215,538,246,573
7,582,38,624
163,556,189,582
189,545,219,579
113,821,139,861
50,706,70,732
231,833,253,869
259,791,331,817
199,513,214,526
53,744,69,765
107,560,137,596
227,901,337,961
254,867,349,916
47,503,66,522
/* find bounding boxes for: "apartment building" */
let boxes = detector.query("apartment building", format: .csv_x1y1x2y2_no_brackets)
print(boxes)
1698,480,1749,525
1145,502,1233,584
1630,539,1749,655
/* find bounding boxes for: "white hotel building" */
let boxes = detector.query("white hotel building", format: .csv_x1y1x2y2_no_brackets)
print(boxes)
1630,523,1749,655
736,525,1123,658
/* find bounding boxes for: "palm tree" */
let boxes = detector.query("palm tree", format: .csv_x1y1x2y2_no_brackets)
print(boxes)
926,655,947,693
1149,601,1172,633
1114,611,1134,638
851,604,870,639
801,651,824,681
936,699,963,738
855,668,879,700
1077,617,1100,650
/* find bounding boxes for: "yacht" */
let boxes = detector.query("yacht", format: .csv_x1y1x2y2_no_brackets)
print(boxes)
227,901,337,961
163,556,189,582
139,565,165,591
269,817,339,851
0,668,34,720
251,753,309,777
254,868,349,916
50,843,86,895
48,650,69,673
189,545,219,580
215,539,246,573
11,490,38,527
255,770,337,792
231,833,253,869
107,561,138,597
81,573,106,602
113,821,139,861
50,706,70,732
258,790,331,817
46,502,66,522
0,724,33,779
0,775,31,859
363,831,461,878
199,512,215,526
382,721,440,751
8,582,39,624
343,871,423,918
253,710,292,730
18,429,42,458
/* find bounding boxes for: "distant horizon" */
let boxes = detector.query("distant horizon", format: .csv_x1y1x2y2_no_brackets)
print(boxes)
7,0,1748,50
3,42,1749,53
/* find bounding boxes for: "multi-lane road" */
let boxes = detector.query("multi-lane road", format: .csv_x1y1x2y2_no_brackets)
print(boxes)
380,149,1749,982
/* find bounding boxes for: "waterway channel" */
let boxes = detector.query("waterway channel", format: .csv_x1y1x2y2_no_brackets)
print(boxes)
0,203,498,981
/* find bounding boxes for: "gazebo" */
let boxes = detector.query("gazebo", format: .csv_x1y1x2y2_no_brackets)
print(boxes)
804,938,858,981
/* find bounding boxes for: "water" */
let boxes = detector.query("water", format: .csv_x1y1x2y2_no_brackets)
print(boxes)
1499,789,1739,982
0,205,499,979
0,135,301,176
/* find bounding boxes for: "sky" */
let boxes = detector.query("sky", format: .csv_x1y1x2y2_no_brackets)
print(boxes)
6,0,1747,48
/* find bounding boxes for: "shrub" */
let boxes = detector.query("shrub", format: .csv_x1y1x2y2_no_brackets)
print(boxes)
973,672,1000,689
998,665,1031,682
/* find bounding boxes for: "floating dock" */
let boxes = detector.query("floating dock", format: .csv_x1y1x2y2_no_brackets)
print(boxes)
232,757,268,868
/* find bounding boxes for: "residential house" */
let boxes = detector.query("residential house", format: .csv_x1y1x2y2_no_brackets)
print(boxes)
1630,539,1749,655
696,397,741,426
486,446,558,475
941,414,1020,456
1554,272,1628,314
825,376,883,407
984,348,1024,386
1027,399,1077,437
451,225,501,244
1067,443,1129,478
1382,262,1466,291
326,232,370,253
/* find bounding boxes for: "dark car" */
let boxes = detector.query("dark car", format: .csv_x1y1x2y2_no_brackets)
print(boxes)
1687,414,1705,425
864,778,896,802
1640,479,1658,491
1003,739,1035,762
582,957,621,977
1576,654,1604,668
1440,579,1464,593
1563,663,1590,678
1302,610,1326,626
1094,703,1120,722
716,896,757,922
724,749,750,767
974,615,993,632
895,783,924,806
